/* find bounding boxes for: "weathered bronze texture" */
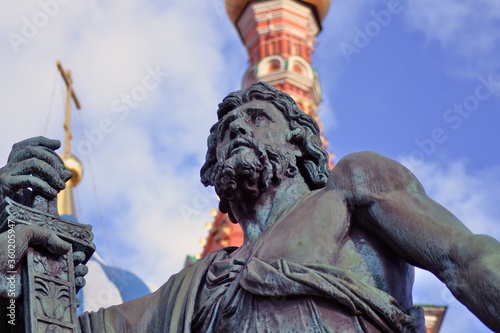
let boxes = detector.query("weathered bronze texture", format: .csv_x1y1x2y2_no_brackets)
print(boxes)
0,195,94,333
1,83,500,332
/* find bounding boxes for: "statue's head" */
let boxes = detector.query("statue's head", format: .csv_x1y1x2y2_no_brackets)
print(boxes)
200,82,330,222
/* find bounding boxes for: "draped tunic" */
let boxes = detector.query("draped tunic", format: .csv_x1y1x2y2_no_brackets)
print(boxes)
78,247,425,332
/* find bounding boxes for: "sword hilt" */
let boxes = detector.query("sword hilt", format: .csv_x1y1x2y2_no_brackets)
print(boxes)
1,192,94,333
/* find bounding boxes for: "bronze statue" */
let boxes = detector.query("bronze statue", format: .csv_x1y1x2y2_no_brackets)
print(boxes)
1,82,499,332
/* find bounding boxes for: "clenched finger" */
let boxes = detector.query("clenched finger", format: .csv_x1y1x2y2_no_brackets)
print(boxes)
10,158,67,190
75,264,88,277
6,175,58,198
18,224,71,256
9,137,61,161
9,146,66,174
73,251,86,265
75,276,86,289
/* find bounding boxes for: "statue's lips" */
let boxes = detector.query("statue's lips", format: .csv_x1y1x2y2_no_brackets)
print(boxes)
228,138,253,156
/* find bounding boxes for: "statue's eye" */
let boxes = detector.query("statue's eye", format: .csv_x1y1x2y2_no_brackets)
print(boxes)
254,114,265,124
252,113,270,126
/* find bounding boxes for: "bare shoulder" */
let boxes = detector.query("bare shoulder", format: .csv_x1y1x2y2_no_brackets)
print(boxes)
327,151,425,198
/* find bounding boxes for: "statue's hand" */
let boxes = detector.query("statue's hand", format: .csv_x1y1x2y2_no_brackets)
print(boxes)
0,136,72,201
0,224,71,299
73,251,88,296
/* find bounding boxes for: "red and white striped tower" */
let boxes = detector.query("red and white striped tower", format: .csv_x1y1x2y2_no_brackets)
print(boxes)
199,0,332,258
227,0,330,121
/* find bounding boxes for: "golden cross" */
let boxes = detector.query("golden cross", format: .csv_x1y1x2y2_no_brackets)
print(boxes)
56,60,81,155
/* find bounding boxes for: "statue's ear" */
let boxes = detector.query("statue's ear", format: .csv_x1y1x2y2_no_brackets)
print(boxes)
287,128,303,157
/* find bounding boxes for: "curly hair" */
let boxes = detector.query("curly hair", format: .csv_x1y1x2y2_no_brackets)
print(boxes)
201,82,330,194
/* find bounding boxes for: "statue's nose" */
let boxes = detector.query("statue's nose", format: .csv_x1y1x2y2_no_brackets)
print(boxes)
229,118,249,140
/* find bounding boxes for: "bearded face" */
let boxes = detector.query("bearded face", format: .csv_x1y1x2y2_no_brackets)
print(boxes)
210,100,302,221
213,135,299,214
214,136,271,202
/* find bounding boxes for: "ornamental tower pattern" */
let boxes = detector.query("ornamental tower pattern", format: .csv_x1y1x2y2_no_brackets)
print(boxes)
200,0,332,258
238,0,323,119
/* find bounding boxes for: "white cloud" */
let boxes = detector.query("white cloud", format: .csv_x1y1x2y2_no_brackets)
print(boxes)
403,0,500,78
0,0,241,286
401,157,500,332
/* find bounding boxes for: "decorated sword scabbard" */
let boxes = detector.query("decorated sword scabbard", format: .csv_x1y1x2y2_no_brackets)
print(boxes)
0,196,95,333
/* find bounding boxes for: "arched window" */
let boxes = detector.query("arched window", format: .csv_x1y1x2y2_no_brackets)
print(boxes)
288,55,314,80
292,64,303,74
268,59,281,72
256,56,285,77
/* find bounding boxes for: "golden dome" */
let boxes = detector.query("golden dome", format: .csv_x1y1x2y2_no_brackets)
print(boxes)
225,0,331,25
60,152,83,187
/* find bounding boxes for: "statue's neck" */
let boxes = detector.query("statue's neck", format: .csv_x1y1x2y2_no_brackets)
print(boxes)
230,176,310,246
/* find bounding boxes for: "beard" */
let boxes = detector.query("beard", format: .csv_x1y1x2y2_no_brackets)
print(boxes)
213,137,298,219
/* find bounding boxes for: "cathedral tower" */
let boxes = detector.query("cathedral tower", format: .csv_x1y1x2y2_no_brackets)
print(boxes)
199,0,332,258
227,0,330,119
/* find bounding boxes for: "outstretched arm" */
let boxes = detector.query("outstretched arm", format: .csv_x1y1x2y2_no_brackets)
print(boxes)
329,152,500,332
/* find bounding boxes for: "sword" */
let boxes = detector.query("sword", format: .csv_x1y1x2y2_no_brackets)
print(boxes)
0,193,95,333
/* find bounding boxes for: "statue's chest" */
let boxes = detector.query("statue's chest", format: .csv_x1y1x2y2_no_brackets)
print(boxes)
252,190,352,264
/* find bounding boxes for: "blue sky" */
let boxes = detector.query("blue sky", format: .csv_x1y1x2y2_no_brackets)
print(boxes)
0,1,499,332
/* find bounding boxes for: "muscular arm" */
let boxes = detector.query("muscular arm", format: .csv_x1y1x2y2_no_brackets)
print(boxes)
329,151,500,331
